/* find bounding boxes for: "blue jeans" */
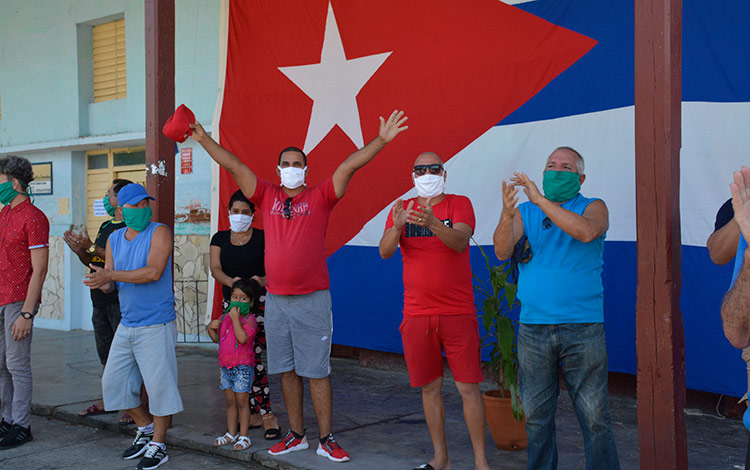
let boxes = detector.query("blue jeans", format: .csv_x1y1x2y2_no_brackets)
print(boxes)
518,322,620,470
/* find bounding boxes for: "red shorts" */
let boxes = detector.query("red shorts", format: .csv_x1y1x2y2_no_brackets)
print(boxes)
400,314,483,387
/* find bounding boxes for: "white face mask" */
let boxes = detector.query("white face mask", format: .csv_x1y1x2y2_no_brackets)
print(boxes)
229,213,253,232
278,166,307,189
413,173,445,199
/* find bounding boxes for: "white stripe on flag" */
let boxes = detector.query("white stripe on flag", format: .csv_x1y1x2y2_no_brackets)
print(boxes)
345,102,750,248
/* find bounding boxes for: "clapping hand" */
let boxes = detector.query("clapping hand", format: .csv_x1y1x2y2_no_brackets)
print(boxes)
511,172,543,205
391,199,414,230
501,180,520,219
731,166,750,243
83,264,112,290
406,198,438,228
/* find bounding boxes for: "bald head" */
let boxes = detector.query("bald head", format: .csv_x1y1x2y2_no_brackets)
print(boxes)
414,152,443,166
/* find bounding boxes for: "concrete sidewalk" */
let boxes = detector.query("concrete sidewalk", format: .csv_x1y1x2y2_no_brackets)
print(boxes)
28,328,747,469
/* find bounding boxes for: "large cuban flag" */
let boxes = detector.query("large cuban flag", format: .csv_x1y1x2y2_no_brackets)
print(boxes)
212,0,750,398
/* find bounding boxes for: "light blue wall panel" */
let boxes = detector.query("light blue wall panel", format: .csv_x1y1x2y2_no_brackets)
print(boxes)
0,0,220,145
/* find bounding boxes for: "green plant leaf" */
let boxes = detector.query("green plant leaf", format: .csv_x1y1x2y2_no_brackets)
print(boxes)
510,383,524,422
504,282,517,307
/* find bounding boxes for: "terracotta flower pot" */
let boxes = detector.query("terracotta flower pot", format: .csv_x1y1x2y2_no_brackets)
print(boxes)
483,389,527,451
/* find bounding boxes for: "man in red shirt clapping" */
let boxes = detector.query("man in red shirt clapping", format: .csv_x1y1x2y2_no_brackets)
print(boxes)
379,152,490,470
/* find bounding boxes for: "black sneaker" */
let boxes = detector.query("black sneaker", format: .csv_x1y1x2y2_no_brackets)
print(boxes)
136,444,168,470
0,420,12,439
0,424,32,449
122,428,153,459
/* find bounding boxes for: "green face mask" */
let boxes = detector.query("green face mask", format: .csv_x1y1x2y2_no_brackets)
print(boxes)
542,170,581,203
227,301,253,316
103,195,116,217
122,206,152,232
0,181,19,205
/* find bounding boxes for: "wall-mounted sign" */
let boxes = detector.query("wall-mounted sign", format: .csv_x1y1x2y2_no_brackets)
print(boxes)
30,162,53,195
93,198,107,217
180,147,193,174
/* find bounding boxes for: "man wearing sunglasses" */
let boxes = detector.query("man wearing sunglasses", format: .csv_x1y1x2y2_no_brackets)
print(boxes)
379,152,490,470
190,110,408,463
493,147,618,470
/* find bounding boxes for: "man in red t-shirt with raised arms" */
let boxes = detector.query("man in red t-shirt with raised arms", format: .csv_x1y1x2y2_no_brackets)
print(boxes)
190,110,407,463
379,152,490,470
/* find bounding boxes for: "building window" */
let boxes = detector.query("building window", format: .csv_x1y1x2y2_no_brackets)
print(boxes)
93,19,127,103
86,147,145,236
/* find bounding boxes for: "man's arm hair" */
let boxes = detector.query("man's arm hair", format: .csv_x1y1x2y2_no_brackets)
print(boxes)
192,124,258,199
722,251,750,348
707,219,740,265
493,212,524,260
332,136,387,199
379,227,401,259
430,222,473,253
537,198,609,243
110,226,172,284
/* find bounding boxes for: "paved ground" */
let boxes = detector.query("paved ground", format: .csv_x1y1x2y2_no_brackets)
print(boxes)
15,328,750,469
0,415,264,470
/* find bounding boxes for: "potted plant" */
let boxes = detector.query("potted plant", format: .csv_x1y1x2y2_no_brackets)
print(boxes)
473,242,527,450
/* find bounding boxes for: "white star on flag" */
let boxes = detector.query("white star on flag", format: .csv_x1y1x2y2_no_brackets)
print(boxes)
278,2,392,153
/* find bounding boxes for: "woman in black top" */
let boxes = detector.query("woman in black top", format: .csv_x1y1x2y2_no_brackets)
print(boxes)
210,190,280,439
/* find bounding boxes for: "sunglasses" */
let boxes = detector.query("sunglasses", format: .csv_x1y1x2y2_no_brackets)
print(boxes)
542,217,552,229
413,164,443,176
283,197,293,220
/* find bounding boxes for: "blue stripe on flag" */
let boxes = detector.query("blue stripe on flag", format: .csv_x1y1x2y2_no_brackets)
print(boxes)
497,0,750,126
328,243,746,397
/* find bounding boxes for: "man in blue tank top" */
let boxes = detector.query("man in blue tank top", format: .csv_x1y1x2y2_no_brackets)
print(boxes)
84,183,181,470
724,166,750,349
492,147,619,470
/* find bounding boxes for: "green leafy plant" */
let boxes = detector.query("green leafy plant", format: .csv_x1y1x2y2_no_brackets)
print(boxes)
473,240,524,421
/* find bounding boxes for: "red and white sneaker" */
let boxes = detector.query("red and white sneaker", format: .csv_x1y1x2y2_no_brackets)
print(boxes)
316,434,350,462
268,430,308,456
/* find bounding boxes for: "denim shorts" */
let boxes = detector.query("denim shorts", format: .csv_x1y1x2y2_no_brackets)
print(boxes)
102,321,184,417
220,365,255,394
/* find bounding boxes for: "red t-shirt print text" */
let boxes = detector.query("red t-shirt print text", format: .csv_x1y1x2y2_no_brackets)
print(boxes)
270,199,311,219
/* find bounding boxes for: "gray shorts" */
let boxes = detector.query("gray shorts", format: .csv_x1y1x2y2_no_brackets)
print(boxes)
102,320,184,417
265,290,332,378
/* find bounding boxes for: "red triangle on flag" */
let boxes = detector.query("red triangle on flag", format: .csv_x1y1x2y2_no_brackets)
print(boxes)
217,0,596,255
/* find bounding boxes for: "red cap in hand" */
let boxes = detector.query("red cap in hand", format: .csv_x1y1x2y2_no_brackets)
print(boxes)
163,104,196,143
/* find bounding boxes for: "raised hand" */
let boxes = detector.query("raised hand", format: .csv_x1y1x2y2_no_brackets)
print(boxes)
189,122,209,143
379,110,409,143
392,199,414,230
207,319,221,330
511,171,543,204
501,180,520,219
731,166,750,243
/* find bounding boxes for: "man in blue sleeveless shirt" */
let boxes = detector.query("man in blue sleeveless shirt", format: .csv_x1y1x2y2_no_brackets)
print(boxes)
723,166,750,349
84,183,181,470
493,147,619,470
